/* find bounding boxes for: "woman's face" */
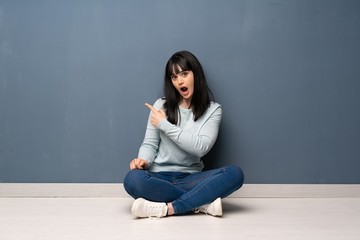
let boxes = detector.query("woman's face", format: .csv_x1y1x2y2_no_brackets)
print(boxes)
171,68,194,101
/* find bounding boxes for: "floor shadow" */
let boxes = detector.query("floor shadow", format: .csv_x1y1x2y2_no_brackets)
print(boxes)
222,200,255,214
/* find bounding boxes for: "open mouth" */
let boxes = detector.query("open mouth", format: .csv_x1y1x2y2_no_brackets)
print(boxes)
180,87,188,93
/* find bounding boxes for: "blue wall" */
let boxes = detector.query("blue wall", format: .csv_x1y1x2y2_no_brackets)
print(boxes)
0,0,359,183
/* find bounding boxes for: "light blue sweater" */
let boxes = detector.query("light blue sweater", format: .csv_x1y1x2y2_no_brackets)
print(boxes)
138,98,222,173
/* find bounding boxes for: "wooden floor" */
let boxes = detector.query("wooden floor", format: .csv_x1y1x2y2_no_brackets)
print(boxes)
0,197,359,240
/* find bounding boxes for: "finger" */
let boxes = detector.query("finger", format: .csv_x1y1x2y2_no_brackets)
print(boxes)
130,159,138,170
135,161,144,169
130,162,135,170
145,103,157,113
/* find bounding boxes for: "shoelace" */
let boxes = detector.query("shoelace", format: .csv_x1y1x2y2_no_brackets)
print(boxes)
193,208,200,214
148,205,165,219
193,205,209,215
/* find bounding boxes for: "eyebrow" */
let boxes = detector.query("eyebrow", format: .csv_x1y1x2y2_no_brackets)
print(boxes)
171,70,188,76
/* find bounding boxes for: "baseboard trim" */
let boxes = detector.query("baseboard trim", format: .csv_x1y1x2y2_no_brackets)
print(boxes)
1,183,359,198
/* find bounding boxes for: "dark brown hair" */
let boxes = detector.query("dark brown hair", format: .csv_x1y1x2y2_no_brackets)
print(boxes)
163,51,212,125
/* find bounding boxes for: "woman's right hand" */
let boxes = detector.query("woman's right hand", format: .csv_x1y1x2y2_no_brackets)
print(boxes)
145,103,166,128
129,158,149,170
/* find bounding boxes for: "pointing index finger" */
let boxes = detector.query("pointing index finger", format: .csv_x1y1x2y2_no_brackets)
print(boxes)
145,103,156,113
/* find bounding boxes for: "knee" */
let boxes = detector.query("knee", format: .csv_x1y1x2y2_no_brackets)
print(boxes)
123,170,134,188
226,165,244,190
123,170,145,195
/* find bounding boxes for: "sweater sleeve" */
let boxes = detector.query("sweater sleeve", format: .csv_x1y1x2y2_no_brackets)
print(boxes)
157,105,222,157
137,99,163,166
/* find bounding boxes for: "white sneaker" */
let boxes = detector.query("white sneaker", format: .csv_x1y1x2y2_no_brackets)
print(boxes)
131,198,168,218
198,198,223,217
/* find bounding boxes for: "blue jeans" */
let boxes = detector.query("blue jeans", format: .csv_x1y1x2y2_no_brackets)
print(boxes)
123,165,244,215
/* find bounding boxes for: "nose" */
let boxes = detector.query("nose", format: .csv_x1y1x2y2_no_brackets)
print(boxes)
177,76,184,85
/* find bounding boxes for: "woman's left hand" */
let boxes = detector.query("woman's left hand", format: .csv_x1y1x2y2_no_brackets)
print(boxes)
145,103,166,128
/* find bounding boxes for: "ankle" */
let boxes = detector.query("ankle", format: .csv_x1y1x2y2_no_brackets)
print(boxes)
167,203,175,215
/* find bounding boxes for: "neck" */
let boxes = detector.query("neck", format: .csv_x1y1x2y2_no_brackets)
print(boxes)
180,98,192,109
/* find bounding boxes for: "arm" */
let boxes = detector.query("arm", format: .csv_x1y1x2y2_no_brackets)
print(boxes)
157,106,222,157
136,100,163,167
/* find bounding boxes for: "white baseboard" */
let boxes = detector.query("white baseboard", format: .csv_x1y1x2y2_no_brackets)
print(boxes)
1,183,359,198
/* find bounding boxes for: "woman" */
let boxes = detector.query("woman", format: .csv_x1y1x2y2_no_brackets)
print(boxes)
124,50,244,218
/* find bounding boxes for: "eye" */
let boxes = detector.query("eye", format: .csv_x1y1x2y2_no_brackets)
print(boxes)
171,75,177,81
182,72,188,77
